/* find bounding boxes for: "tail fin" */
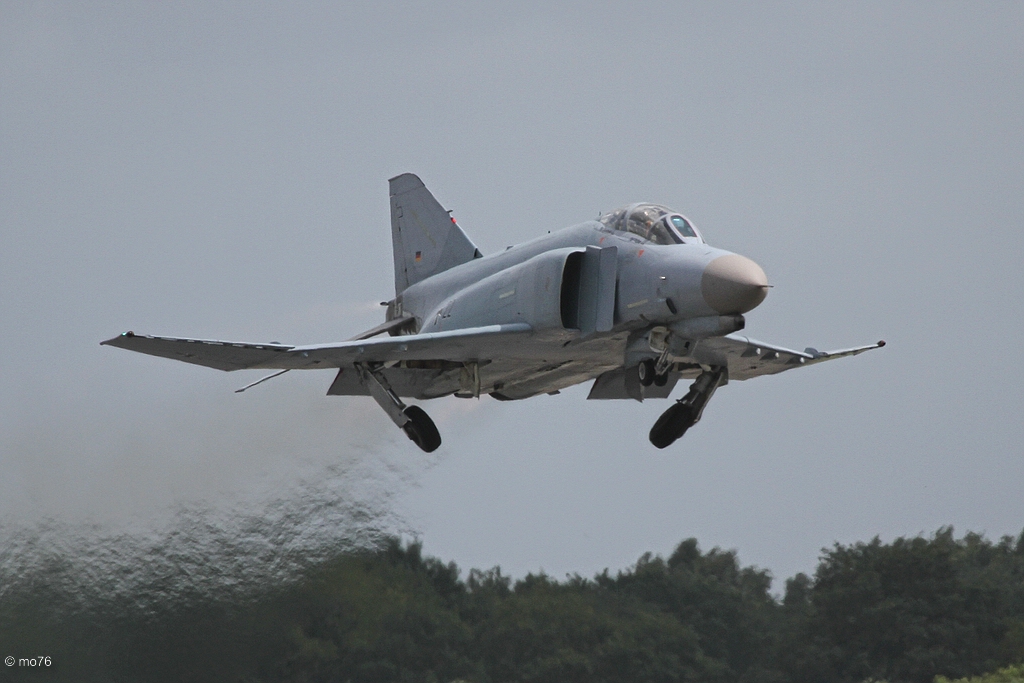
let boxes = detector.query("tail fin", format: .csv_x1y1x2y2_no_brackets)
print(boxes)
389,173,481,294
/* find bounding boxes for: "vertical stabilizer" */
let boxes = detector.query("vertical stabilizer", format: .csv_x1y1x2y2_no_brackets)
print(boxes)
389,173,482,295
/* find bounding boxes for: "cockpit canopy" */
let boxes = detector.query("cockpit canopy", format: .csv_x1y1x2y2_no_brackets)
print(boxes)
597,204,701,245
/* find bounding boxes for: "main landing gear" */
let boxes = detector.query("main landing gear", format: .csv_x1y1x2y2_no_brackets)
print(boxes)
401,405,442,453
355,362,441,452
649,367,725,449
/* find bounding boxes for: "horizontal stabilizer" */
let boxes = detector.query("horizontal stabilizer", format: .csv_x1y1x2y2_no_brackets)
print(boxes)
347,315,415,341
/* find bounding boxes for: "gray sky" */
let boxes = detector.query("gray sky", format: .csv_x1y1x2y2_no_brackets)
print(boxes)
2,1,1022,586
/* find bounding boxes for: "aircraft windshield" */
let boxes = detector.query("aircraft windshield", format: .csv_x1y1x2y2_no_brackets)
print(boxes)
598,204,698,245
670,215,697,238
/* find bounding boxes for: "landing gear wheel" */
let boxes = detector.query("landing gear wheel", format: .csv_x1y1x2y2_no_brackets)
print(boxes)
402,405,442,453
649,402,697,449
638,359,656,387
653,371,669,387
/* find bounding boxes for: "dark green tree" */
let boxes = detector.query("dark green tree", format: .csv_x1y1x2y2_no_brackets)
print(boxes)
785,528,1024,683
472,571,709,683
262,539,477,683
597,538,785,683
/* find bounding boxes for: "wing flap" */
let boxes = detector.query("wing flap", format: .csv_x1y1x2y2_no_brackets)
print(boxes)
102,323,535,371
326,365,463,399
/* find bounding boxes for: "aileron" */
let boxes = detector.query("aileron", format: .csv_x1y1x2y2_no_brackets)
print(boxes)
100,332,293,371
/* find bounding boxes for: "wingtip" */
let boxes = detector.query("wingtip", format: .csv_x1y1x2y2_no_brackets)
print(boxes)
100,331,135,346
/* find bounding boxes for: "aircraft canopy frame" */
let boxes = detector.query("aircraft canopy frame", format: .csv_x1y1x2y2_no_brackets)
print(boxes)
598,203,702,245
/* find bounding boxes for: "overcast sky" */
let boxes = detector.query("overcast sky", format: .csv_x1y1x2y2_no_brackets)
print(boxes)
2,2,1022,587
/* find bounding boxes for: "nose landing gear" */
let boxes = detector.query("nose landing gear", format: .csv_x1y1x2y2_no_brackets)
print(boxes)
637,358,670,388
649,367,725,449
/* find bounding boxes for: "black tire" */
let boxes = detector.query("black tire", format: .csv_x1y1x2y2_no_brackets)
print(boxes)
653,371,669,387
638,359,656,387
402,405,442,453
649,402,696,449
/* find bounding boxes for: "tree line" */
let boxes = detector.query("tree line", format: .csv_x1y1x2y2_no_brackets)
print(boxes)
2,528,1022,682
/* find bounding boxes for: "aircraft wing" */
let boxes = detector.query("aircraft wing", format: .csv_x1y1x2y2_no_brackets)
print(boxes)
693,334,885,381
101,324,535,371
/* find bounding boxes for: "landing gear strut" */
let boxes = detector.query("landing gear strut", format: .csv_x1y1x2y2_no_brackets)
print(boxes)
355,362,442,452
649,367,725,449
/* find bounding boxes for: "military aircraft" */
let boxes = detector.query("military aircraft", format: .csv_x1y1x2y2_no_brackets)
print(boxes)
103,173,883,452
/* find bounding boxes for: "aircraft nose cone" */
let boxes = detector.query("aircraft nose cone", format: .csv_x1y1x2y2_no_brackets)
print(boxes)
701,254,769,314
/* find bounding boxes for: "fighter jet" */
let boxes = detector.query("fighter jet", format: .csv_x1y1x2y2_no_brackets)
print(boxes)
103,174,883,452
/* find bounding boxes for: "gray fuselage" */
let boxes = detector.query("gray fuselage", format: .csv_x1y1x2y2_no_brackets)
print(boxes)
399,220,765,342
